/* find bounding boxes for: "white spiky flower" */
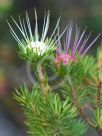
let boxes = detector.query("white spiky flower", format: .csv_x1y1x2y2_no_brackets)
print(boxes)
7,10,67,58
27,41,47,56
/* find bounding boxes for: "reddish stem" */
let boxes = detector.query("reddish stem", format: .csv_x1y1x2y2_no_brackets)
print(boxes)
96,81,101,108
68,77,93,126
37,64,49,97
96,128,102,136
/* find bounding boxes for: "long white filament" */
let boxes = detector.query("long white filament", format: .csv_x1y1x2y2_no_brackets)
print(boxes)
34,9,39,41
41,11,50,42
26,12,33,42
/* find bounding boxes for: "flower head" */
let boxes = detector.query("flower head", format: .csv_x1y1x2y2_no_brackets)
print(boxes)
7,10,67,60
55,23,100,66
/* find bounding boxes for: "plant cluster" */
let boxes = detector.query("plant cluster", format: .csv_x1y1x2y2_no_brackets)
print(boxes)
8,10,102,136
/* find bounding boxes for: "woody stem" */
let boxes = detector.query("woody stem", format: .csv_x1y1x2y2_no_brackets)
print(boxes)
37,64,49,97
68,77,94,126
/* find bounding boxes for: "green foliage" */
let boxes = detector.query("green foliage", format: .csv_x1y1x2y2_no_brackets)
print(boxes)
70,120,87,136
54,61,72,77
14,84,87,136
97,44,102,82
69,56,96,85
92,108,102,128
80,56,96,79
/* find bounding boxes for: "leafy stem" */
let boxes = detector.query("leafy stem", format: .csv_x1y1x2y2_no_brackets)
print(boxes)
37,64,49,98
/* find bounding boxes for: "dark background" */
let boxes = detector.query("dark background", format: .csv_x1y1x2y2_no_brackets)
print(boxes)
0,0,102,135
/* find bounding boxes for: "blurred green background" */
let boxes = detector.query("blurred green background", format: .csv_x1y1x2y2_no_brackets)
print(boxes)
0,0,102,135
